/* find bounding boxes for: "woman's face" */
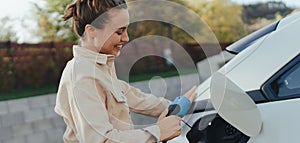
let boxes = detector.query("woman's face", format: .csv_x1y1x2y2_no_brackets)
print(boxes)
93,8,130,57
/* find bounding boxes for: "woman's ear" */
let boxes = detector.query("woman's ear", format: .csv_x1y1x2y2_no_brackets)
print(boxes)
85,24,96,38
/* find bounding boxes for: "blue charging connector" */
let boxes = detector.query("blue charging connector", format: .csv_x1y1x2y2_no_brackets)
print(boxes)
162,96,191,143
166,96,191,117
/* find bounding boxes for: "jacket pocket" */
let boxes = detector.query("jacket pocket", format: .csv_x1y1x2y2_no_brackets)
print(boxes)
105,91,129,116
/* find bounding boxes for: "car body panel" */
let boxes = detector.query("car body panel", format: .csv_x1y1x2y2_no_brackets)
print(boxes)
171,11,300,143
227,18,300,91
249,98,300,142
276,11,300,30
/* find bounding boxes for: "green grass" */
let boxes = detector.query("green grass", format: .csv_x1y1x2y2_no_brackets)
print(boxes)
0,85,58,101
127,69,197,83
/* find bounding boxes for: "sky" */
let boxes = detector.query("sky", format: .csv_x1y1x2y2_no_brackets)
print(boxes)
0,0,45,43
0,0,299,43
1,0,299,18
0,0,40,19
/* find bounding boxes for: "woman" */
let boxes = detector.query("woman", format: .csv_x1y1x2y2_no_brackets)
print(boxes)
54,0,197,142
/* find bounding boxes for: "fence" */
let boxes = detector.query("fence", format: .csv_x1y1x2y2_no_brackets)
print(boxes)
0,41,231,93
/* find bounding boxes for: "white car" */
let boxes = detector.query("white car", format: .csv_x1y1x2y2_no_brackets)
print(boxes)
170,11,300,143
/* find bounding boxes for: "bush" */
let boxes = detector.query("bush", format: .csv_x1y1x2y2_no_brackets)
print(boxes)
0,42,73,97
0,56,15,92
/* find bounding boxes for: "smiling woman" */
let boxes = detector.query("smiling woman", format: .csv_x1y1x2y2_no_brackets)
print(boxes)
54,0,197,142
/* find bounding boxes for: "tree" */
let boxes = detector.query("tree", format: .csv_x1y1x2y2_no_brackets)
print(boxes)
128,0,247,43
33,0,77,42
243,1,293,24
32,0,247,43
0,17,17,42
242,1,294,32
184,0,247,43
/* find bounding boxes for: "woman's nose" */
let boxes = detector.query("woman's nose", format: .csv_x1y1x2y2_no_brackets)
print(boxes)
121,31,129,42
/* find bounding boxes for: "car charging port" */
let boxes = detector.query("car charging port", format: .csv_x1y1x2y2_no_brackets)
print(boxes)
186,114,250,143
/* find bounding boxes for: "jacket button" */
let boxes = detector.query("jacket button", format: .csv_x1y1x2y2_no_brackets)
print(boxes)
121,96,126,100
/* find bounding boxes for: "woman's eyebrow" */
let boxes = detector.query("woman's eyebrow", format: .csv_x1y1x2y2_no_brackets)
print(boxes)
118,26,127,30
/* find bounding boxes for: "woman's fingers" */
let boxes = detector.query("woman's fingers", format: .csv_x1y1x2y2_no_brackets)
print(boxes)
158,116,182,141
158,109,169,121
184,86,197,103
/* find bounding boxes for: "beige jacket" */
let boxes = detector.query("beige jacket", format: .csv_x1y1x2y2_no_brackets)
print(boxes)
55,45,170,143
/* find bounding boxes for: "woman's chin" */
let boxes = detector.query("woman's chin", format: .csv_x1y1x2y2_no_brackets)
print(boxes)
114,51,121,57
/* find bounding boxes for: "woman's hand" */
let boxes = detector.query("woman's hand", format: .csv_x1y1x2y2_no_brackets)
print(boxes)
157,109,182,141
183,86,197,103
156,86,197,141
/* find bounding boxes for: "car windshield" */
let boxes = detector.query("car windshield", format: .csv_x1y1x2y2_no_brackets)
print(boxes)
226,21,280,54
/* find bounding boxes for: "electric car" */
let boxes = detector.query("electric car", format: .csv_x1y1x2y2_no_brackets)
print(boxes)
170,11,300,143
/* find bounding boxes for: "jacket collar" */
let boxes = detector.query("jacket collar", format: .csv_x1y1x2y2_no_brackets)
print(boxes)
73,45,115,65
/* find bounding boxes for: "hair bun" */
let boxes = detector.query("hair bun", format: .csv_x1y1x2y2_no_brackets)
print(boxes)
62,2,77,21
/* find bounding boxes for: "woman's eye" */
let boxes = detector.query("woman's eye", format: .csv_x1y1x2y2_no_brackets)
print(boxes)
116,30,123,35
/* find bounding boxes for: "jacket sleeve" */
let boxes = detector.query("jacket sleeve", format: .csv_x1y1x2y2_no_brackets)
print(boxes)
119,80,171,117
70,77,161,143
